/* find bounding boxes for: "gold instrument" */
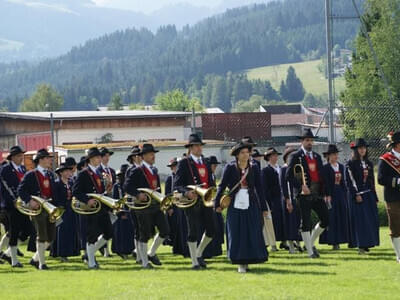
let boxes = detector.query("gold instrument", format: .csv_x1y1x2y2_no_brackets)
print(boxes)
125,188,173,211
71,197,101,215
294,157,308,195
71,193,124,215
15,196,65,223
173,185,216,209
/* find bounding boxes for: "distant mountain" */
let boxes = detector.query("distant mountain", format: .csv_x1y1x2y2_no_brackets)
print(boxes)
0,0,277,62
0,0,363,112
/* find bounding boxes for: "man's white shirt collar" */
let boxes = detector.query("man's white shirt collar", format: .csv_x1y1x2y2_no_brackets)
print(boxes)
36,165,48,176
142,161,153,174
392,149,400,159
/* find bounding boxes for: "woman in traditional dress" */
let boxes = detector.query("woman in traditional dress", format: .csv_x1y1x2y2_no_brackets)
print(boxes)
346,139,380,254
214,141,268,273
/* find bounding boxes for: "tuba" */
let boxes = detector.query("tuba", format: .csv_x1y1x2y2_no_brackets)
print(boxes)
16,196,65,223
294,156,308,195
173,185,216,209
125,188,173,211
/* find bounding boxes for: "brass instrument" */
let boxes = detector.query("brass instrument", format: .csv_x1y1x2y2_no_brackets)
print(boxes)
15,196,65,223
126,188,173,211
71,197,101,215
173,185,216,209
294,157,308,195
71,193,124,215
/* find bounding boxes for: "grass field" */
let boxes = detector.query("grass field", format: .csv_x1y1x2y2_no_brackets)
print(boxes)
246,59,346,97
0,227,398,300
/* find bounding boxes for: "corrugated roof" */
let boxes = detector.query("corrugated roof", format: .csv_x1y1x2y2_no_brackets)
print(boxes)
0,110,191,121
271,114,323,126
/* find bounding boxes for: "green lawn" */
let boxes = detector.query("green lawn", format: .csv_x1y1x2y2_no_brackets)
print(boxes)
0,227,398,299
246,59,346,97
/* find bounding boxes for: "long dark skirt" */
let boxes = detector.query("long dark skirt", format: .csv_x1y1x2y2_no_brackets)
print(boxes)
348,191,380,248
284,199,301,241
78,215,87,250
172,207,189,257
226,199,268,265
203,212,224,258
271,196,286,241
112,211,134,255
320,186,350,245
51,208,80,257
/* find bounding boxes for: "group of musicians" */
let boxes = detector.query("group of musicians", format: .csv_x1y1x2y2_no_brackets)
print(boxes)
0,129,399,273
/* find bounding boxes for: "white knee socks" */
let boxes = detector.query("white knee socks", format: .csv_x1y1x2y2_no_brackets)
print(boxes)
301,232,314,256
311,223,325,246
196,234,212,258
148,233,165,257
188,242,198,266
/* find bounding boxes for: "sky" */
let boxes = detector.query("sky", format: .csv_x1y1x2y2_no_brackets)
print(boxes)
92,0,238,14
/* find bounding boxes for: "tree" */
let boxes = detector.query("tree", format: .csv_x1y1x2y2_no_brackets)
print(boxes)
20,84,64,112
155,89,203,112
108,93,123,110
282,66,305,102
341,0,400,141
303,93,328,108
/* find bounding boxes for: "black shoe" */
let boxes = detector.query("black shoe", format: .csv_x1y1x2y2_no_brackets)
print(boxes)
132,251,137,259
197,257,207,268
309,253,319,259
191,265,201,270
99,248,105,256
279,242,289,250
364,247,370,252
143,263,154,269
1,253,11,265
39,264,49,270
30,259,39,269
17,249,24,257
312,246,320,258
81,254,88,263
12,262,23,268
148,255,162,266
136,259,142,265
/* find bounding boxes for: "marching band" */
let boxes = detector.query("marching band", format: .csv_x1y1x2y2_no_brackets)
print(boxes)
0,129,399,273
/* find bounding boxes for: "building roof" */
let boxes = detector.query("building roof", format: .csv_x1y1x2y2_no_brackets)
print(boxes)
271,113,323,126
0,110,191,121
260,104,303,114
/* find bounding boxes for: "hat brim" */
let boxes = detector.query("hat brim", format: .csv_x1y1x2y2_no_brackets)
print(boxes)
167,162,178,167
184,142,206,148
231,145,252,156
350,144,369,149
102,151,114,156
141,149,159,155
297,135,318,140
6,150,26,160
55,166,73,174
323,150,341,155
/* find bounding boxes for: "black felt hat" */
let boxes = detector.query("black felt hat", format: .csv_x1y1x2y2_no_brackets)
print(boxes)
298,128,318,140
264,147,282,161
99,147,114,157
33,148,53,163
207,155,221,165
251,149,264,158
55,163,73,174
85,147,102,161
283,147,296,163
241,136,257,147
65,157,77,167
140,143,159,155
167,157,178,167
7,145,25,160
185,133,206,148
127,145,142,162
323,144,341,156
350,138,369,149
230,142,253,156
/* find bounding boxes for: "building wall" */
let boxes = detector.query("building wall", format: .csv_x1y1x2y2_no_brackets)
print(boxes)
271,126,300,137
61,144,232,180
57,126,189,144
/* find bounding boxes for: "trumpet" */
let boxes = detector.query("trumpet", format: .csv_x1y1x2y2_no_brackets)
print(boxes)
125,188,173,211
71,193,124,215
15,196,65,223
294,157,308,195
173,185,216,209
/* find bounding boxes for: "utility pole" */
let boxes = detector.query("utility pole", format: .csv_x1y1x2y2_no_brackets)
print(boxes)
50,113,56,169
325,0,335,143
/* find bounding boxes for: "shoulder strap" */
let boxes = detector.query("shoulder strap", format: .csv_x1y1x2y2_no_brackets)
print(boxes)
228,167,249,196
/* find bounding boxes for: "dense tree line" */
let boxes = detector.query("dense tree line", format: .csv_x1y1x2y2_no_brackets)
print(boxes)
0,0,362,111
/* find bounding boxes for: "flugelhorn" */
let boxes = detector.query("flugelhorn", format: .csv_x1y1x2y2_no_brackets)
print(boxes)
71,193,124,215
16,196,65,223
126,188,173,211
173,184,216,209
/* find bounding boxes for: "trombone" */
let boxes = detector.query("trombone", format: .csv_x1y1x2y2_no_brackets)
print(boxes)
173,184,216,209
15,196,65,223
294,156,308,195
